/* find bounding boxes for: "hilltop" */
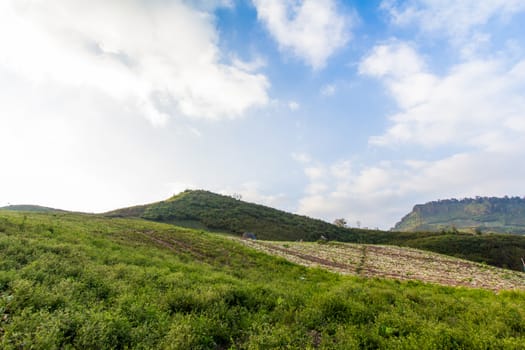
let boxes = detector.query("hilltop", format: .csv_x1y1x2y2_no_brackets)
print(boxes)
1,210,525,348
0,204,65,213
394,197,525,234
106,189,359,241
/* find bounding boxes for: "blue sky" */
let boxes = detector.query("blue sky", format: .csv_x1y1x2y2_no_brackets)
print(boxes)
2,0,525,229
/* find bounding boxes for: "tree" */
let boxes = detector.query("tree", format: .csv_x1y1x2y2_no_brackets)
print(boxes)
333,218,347,228
231,193,242,201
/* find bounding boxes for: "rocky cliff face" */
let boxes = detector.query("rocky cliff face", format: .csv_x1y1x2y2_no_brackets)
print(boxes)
393,197,525,234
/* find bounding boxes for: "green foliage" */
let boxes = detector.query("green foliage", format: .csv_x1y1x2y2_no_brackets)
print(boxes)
0,204,64,213
344,229,525,272
108,190,361,242
1,210,525,348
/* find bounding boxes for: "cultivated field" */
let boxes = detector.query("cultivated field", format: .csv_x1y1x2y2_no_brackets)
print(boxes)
238,239,525,291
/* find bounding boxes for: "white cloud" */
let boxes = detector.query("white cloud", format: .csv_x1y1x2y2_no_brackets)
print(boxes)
359,42,525,149
460,32,491,59
381,0,525,40
359,42,426,79
0,0,269,125
296,150,525,229
320,84,336,96
299,41,525,228
288,101,300,111
297,159,399,228
220,182,287,209
252,0,353,69
305,166,326,181
232,55,267,72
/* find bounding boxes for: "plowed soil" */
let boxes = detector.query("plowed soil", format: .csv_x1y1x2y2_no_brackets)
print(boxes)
238,240,525,291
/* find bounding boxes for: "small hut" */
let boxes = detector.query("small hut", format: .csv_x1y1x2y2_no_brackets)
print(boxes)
242,232,257,240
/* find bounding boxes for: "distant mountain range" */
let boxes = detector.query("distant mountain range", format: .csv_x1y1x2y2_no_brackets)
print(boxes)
394,197,525,234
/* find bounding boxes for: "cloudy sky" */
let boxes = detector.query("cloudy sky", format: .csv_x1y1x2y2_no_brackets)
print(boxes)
2,0,525,229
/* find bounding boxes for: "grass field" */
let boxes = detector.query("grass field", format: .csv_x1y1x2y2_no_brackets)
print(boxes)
1,210,525,349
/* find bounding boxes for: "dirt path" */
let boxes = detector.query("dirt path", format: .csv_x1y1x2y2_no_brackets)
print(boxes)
238,239,525,292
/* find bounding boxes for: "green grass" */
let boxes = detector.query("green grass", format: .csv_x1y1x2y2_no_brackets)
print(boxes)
107,189,361,241
1,211,525,349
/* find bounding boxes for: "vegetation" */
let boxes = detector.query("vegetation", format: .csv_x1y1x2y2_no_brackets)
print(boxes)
344,229,525,272
239,240,525,291
107,190,525,272
1,210,525,349
394,196,525,234
106,190,359,241
0,204,64,213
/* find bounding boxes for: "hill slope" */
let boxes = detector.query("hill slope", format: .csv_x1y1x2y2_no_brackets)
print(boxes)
1,210,525,348
107,190,525,272
394,197,525,234
107,189,358,241
0,204,65,213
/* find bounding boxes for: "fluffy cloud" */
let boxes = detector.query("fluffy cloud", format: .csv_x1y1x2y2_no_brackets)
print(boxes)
252,0,353,69
219,182,288,209
296,41,525,228
296,149,525,229
381,0,525,40
296,159,399,228
359,42,525,149
0,0,269,125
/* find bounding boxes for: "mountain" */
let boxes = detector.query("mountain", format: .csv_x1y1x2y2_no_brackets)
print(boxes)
1,210,525,348
394,197,525,234
106,189,359,241
0,204,65,213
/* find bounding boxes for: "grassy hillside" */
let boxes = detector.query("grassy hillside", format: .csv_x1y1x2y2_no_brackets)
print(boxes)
107,190,525,272
394,197,525,234
107,190,359,241
0,204,64,213
2,211,525,349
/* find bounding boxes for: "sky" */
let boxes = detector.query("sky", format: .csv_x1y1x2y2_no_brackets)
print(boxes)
2,0,525,229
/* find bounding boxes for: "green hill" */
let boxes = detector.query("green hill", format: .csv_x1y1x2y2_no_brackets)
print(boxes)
107,190,525,272
1,210,525,348
394,197,525,234
106,189,359,241
0,204,65,213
